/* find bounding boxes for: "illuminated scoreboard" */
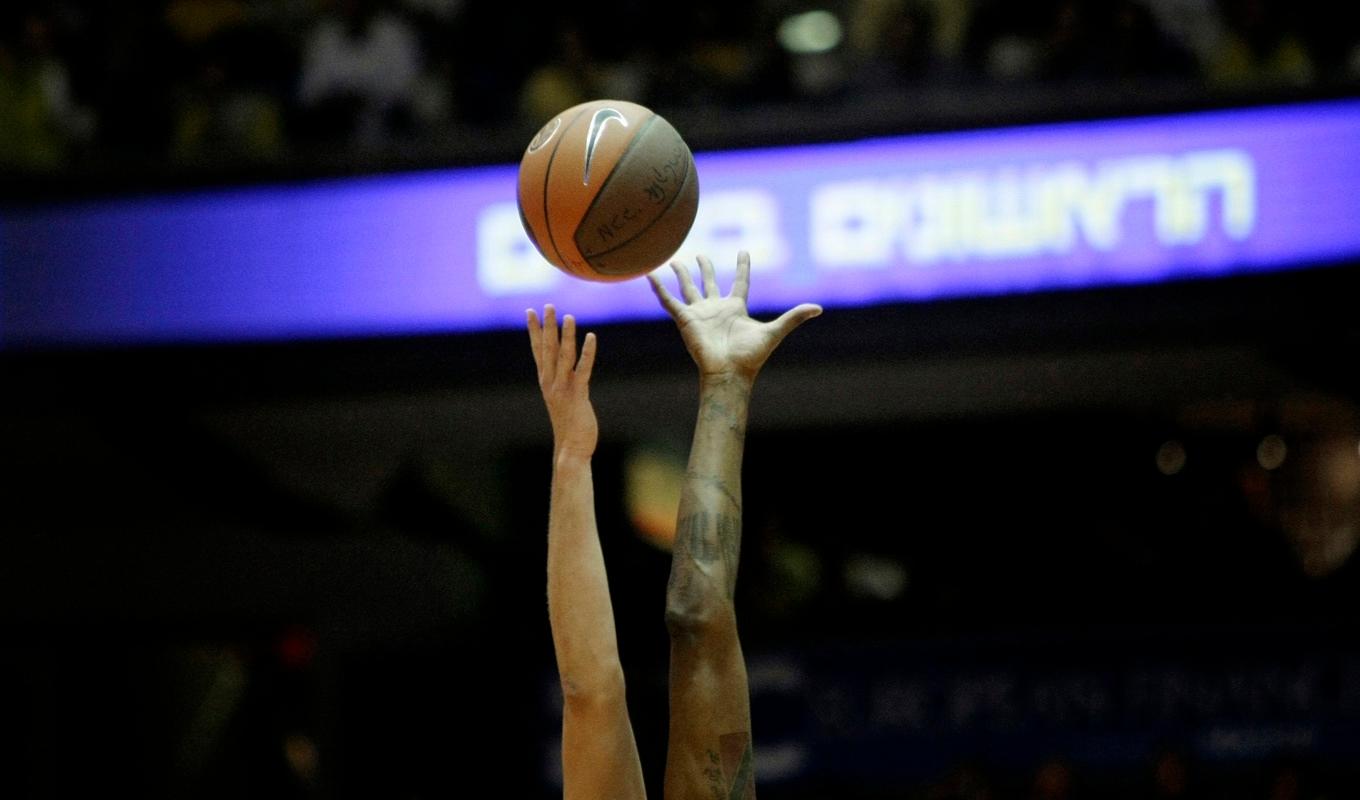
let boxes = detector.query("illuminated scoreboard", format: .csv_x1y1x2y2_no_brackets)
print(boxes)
3,99,1358,347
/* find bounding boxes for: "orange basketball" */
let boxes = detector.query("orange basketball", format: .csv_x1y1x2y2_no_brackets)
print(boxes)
517,99,700,282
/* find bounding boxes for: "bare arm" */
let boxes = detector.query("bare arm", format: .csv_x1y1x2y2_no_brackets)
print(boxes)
649,252,821,800
655,252,823,608
527,305,645,800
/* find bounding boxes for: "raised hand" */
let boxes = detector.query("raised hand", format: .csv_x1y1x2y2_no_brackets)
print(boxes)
648,251,822,383
527,304,598,460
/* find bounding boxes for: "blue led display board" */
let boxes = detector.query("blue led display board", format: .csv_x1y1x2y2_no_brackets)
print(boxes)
3,100,1358,347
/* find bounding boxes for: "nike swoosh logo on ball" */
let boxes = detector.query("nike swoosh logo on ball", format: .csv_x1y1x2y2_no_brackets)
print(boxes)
583,108,628,186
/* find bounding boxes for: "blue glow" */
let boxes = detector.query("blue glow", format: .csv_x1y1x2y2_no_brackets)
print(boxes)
3,100,1360,348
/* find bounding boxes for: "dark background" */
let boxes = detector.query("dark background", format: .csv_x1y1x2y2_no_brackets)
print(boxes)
4,1,1360,798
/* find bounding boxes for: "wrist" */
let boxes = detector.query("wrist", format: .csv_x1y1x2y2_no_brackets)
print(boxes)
699,370,756,393
553,446,594,470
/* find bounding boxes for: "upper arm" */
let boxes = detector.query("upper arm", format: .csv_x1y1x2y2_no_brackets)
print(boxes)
663,611,756,800
560,681,648,800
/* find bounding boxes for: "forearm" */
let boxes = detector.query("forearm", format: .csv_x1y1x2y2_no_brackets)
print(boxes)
667,374,752,619
547,451,624,699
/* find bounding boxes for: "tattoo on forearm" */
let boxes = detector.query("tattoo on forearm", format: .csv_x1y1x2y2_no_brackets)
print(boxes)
704,749,725,800
678,512,720,564
719,732,756,800
686,471,742,511
671,510,743,599
666,523,701,610
700,395,747,436
717,514,740,588
667,567,701,615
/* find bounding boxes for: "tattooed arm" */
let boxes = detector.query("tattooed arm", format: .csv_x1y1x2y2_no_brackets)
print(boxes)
527,306,646,800
648,252,821,800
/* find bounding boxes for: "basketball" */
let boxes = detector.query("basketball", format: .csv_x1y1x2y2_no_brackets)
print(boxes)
517,99,700,282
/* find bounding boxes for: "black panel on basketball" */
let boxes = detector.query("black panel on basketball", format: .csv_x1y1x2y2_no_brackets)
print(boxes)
585,169,698,277
574,115,698,276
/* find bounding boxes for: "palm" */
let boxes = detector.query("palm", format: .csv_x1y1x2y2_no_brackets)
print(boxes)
649,253,821,382
548,393,597,456
674,297,776,378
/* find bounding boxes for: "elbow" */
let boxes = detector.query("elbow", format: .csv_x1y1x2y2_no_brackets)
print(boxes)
665,567,735,636
664,596,735,638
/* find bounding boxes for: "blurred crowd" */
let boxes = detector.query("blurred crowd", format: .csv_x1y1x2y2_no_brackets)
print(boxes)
2,0,1357,176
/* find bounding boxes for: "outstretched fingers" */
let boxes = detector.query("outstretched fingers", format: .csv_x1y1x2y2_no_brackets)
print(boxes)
730,250,751,302
527,305,557,384
526,308,543,372
670,260,702,304
557,313,579,382
539,304,559,384
697,254,719,298
576,332,597,386
529,305,597,390
648,271,686,318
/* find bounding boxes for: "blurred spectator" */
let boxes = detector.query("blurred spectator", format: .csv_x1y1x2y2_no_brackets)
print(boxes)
165,0,287,164
1142,0,1229,68
296,0,422,149
3,1,1356,175
515,5,650,125
965,0,1197,83
87,6,178,161
962,0,1051,81
516,22,596,126
400,0,459,132
165,0,247,44
0,9,93,170
1205,0,1315,87
1041,0,1105,79
653,1,790,106
1094,0,1199,78
846,0,953,91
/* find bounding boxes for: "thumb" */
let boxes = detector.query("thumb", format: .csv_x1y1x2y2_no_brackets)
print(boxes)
766,303,823,347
